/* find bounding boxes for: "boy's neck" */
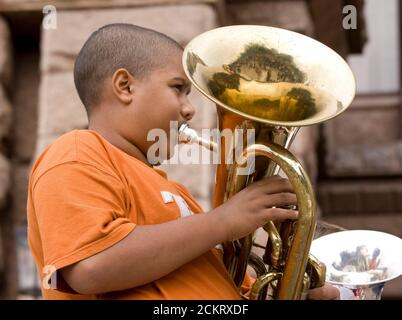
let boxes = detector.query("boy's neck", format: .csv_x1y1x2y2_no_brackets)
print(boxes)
88,123,152,167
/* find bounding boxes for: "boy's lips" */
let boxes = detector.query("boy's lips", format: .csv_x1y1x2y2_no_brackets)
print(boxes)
178,122,187,131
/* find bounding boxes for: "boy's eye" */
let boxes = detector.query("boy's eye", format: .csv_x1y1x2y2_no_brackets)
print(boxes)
171,83,191,95
173,85,183,93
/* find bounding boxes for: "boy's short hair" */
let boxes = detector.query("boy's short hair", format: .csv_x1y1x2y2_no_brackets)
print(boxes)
74,23,182,114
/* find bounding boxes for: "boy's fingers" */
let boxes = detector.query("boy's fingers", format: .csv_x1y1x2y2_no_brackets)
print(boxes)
264,192,297,208
264,208,298,221
307,285,340,300
253,175,284,187
255,176,295,195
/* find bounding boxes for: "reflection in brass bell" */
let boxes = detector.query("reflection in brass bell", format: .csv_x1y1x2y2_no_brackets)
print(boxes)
184,25,355,127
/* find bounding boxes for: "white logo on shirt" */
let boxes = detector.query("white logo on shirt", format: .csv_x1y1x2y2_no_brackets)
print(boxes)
161,191,193,218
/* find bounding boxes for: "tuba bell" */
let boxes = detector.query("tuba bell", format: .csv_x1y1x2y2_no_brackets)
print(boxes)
310,230,402,300
179,25,356,300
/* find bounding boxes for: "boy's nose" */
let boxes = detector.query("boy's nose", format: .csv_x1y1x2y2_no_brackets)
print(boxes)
181,101,196,121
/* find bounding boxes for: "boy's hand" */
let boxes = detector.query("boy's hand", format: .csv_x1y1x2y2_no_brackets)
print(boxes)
307,284,340,300
215,175,298,241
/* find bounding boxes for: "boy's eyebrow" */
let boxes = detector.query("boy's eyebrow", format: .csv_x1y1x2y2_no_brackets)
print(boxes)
172,77,191,87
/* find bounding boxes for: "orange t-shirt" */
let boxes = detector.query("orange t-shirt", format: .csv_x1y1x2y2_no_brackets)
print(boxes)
27,129,241,300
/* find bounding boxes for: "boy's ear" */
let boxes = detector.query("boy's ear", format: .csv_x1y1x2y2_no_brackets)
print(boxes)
111,68,135,105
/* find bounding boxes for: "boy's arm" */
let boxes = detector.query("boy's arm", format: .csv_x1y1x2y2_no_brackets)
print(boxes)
61,175,298,295
62,211,225,294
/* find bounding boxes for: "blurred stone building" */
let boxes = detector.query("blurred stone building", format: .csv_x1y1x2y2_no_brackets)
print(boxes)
0,0,400,299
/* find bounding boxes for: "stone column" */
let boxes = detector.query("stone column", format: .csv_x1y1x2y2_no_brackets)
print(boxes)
0,16,16,299
0,17,12,208
0,87,11,208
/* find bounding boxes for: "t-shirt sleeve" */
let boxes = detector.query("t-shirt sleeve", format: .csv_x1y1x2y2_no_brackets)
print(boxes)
32,162,135,290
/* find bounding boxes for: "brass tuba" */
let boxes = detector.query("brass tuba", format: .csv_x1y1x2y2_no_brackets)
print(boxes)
179,25,356,299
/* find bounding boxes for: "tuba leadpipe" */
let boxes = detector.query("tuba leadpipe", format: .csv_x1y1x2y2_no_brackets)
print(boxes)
181,25,356,299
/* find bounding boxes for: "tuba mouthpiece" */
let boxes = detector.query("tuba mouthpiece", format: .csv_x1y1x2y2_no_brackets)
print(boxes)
178,123,217,152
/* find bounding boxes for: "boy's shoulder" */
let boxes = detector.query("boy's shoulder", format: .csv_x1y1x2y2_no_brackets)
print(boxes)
30,130,116,183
